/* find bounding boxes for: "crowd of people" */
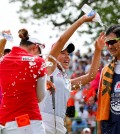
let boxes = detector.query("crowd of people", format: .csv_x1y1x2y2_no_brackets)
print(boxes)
65,47,111,134
0,9,120,134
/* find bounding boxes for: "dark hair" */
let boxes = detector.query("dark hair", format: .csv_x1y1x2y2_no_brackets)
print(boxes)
18,28,33,46
106,24,120,38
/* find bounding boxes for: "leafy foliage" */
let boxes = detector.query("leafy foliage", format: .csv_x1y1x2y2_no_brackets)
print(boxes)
9,0,120,43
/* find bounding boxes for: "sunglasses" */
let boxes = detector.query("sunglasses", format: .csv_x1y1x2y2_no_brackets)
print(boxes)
106,38,120,46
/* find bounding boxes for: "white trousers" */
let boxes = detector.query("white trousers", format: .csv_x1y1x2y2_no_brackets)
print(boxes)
41,112,67,134
0,120,46,134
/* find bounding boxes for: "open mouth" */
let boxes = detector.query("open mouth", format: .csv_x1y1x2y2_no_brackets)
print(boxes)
64,61,69,65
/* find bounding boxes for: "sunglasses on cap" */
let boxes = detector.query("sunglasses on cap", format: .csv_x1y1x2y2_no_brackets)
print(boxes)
106,38,120,46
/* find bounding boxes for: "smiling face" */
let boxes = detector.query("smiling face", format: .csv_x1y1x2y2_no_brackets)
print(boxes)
57,49,70,70
106,33,120,59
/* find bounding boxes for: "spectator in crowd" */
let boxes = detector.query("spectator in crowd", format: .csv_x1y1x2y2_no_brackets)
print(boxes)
87,48,93,59
66,90,78,118
72,105,89,133
85,57,92,73
75,50,82,59
65,90,78,133
85,96,97,134
74,87,85,114
82,83,96,103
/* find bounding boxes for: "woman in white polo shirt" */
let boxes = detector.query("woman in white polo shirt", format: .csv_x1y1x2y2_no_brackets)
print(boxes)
39,14,106,134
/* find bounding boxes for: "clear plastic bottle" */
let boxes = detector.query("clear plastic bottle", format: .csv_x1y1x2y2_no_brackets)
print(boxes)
0,31,13,42
81,4,103,26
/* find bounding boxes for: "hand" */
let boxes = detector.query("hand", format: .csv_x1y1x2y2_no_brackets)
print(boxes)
0,38,7,45
81,14,96,22
95,32,106,51
46,80,56,94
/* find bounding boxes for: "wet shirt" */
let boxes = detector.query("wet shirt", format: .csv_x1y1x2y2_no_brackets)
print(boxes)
0,46,47,125
40,67,71,119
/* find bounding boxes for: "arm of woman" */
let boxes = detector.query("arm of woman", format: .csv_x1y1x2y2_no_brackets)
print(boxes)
47,14,95,75
36,75,47,102
71,32,105,90
0,38,7,57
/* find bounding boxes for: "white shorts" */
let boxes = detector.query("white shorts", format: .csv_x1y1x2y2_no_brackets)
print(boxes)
0,120,46,134
41,112,67,134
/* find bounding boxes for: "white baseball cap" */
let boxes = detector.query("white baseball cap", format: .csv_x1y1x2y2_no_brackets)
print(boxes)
28,37,45,50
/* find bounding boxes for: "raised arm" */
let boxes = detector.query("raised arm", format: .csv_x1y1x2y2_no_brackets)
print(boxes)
47,14,95,75
0,38,7,57
71,32,105,90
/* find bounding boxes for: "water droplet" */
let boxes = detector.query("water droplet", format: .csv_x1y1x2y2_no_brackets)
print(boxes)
38,71,41,74
73,85,76,88
11,81,16,86
41,62,47,69
38,54,65,72
42,61,53,68
29,61,36,66
3,105,6,107
33,74,37,78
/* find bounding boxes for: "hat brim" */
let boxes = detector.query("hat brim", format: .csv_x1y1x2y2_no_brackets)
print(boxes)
62,43,75,53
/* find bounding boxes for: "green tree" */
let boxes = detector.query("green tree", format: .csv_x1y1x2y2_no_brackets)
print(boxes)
10,0,120,43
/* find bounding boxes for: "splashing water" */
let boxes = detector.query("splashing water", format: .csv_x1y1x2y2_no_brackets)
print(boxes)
103,24,109,31
46,61,53,67
103,24,109,28
79,81,82,89
39,54,65,73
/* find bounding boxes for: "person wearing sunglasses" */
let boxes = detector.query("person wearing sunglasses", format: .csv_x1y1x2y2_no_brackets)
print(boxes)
105,37,120,47
96,24,120,134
